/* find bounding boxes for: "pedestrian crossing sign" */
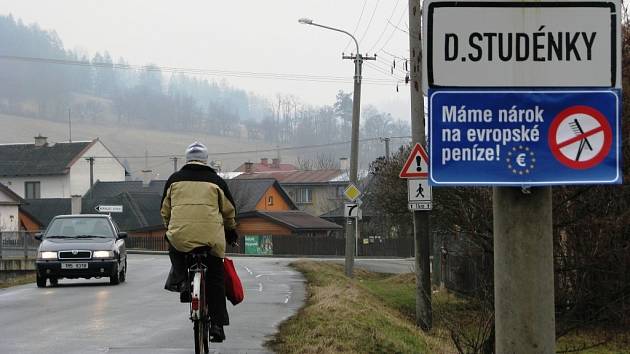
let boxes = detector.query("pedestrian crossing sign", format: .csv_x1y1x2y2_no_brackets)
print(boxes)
408,179,432,211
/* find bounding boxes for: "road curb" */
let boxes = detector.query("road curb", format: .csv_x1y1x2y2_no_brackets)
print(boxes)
127,249,410,259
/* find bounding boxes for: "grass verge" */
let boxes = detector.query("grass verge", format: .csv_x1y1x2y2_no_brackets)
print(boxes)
0,273,35,289
271,261,630,354
267,261,453,354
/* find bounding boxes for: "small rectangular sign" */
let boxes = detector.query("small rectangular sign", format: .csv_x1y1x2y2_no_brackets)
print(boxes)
97,205,123,213
408,179,433,211
344,203,360,218
244,235,273,255
429,90,621,185
409,202,433,211
423,0,621,90
61,263,88,269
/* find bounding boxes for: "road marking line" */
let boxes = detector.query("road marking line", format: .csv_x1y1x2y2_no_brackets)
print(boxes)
258,283,263,292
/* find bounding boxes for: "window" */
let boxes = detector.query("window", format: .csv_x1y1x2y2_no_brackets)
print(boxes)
267,196,274,206
25,181,40,199
295,188,312,204
45,217,115,238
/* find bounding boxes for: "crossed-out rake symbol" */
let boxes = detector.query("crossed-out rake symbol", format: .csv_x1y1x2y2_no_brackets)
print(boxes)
569,119,593,161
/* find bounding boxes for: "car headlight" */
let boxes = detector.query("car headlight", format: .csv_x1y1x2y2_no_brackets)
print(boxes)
93,250,114,259
38,251,57,260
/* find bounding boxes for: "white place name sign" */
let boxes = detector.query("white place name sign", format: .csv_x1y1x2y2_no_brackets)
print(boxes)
423,0,621,89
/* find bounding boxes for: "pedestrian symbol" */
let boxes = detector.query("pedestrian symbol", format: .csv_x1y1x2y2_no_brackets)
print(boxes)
416,183,424,198
407,179,432,211
548,105,613,170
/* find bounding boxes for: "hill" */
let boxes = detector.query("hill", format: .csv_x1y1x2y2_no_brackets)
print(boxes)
0,113,300,179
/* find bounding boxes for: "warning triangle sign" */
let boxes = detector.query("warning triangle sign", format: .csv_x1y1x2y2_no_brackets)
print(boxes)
399,143,429,178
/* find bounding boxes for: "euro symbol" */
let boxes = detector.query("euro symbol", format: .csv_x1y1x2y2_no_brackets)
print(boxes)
516,153,527,167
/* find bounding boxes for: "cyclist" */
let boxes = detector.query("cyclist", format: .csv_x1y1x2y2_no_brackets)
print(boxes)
161,141,239,343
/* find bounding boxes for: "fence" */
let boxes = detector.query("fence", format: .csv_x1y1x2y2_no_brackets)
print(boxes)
0,231,41,260
125,235,170,251
127,234,415,258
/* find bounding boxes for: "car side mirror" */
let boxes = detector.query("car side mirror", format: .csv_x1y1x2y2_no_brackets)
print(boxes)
34,232,43,241
117,232,128,239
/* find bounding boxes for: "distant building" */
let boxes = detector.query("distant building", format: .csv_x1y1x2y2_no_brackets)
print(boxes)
0,182,23,232
0,135,126,198
80,179,341,239
20,198,72,230
235,169,349,217
233,158,297,173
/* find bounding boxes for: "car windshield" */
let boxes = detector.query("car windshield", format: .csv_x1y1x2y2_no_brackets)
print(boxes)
45,217,115,239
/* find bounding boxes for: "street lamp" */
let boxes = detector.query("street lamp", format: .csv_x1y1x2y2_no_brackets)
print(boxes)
298,18,376,277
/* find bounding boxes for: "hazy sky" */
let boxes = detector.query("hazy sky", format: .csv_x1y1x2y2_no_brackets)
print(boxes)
0,0,412,120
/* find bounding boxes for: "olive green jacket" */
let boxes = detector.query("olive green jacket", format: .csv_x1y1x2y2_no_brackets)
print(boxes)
160,162,237,258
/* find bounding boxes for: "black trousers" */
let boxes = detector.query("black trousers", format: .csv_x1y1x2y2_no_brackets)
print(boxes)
166,245,229,326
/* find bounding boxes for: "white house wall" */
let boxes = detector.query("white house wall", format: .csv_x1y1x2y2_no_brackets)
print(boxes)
0,175,70,198
0,190,19,232
70,140,125,196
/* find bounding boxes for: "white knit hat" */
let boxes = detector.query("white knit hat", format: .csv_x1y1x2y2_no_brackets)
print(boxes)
185,142,208,163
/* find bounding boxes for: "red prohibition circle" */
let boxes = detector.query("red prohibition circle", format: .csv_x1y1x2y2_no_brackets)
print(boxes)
548,105,612,170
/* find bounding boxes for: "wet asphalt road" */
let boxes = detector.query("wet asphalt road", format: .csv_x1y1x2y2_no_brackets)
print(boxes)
0,255,305,354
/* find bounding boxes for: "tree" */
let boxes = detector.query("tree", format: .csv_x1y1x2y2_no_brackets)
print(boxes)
333,90,353,137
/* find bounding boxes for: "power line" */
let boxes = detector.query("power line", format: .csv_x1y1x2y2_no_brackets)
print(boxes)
376,7,409,53
364,61,405,80
76,136,413,159
387,18,409,35
375,56,408,75
357,0,381,46
343,0,369,52
0,55,399,86
367,0,402,53
379,49,408,61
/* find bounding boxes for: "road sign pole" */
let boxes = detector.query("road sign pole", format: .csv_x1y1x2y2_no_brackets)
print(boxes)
494,187,555,353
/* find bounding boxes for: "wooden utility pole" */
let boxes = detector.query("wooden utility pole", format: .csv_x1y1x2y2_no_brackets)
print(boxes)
409,0,432,330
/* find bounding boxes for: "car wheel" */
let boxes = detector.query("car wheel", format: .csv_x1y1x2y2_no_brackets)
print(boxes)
119,260,127,283
110,265,120,285
36,274,47,288
49,278,59,287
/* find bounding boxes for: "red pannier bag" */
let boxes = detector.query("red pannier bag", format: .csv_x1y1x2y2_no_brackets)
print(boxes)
224,257,244,305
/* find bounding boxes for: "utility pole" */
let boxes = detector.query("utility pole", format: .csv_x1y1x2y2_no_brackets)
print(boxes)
342,51,376,277
409,0,432,330
298,17,375,278
68,108,72,143
494,187,555,353
380,137,391,158
171,157,179,172
141,149,153,184
86,157,95,188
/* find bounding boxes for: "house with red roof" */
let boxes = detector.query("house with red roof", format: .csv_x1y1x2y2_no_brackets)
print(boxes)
233,158,297,173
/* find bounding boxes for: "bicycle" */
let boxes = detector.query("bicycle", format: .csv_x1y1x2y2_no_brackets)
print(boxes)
187,249,209,354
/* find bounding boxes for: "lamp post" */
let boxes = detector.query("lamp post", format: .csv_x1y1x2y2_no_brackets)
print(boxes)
299,18,375,277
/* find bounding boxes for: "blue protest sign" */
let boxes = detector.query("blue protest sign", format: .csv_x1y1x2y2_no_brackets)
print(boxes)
429,90,621,186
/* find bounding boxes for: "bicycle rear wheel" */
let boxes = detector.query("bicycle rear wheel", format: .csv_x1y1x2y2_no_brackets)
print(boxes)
194,320,206,354
192,270,209,354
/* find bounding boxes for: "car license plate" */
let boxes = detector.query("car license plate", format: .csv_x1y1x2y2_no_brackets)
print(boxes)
61,263,88,269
